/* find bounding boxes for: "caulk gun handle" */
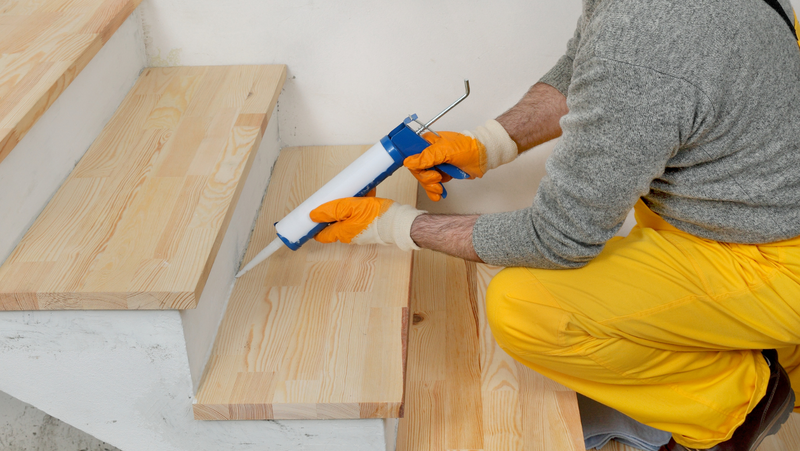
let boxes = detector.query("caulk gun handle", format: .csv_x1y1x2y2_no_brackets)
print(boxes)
431,162,471,200
435,163,471,180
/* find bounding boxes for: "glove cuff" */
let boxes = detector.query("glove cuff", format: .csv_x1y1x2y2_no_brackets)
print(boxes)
464,119,517,172
353,203,425,251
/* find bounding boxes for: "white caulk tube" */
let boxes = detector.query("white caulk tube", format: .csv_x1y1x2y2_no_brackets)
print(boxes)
236,137,407,278
236,142,400,277
278,142,397,244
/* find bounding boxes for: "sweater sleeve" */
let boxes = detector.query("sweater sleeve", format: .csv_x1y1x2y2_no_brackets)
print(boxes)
538,16,583,96
473,57,707,269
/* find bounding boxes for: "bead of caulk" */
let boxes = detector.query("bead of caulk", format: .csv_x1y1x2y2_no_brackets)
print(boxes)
235,237,284,278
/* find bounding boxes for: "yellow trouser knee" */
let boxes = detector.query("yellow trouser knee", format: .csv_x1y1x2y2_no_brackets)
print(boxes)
486,200,800,449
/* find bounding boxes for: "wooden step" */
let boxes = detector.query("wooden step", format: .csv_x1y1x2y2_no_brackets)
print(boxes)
0,0,142,164
193,145,418,420
396,250,585,451
0,65,287,310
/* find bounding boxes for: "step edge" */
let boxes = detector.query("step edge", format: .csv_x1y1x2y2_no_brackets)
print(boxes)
0,0,145,165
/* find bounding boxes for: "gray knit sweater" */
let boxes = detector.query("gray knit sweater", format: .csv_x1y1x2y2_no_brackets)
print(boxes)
473,0,800,269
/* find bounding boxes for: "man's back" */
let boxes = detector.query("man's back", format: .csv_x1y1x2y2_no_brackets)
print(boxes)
473,0,800,268
585,0,800,242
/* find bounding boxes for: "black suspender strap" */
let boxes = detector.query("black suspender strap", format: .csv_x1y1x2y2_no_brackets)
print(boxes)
762,0,798,40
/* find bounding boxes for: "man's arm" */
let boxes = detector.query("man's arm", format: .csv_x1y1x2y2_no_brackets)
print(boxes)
410,214,482,262
315,83,569,261
408,83,568,262
494,13,582,153
496,82,569,153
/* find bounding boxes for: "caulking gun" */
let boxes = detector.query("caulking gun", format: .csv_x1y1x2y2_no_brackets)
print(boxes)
235,80,472,278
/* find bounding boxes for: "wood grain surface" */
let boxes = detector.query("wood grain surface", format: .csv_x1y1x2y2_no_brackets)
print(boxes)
193,145,418,420
0,65,287,310
396,250,586,451
0,0,143,164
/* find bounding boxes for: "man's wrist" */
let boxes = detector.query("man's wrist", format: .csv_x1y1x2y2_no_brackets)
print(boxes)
379,203,424,251
410,214,483,262
465,119,518,171
355,203,425,250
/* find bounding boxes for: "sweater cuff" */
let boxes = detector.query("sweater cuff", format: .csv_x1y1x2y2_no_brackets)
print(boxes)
472,210,586,269
472,212,519,267
538,55,574,97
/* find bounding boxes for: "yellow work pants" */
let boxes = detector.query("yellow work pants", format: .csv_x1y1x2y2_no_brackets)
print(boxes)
486,200,800,449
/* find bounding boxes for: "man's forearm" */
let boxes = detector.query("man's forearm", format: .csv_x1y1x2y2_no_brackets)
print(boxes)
496,82,569,152
410,214,483,262
406,84,566,262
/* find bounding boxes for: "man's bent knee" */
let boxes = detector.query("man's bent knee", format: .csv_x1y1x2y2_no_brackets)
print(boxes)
485,267,567,356
485,268,516,346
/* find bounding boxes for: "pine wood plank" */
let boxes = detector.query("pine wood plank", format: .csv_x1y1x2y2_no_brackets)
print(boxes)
397,251,585,451
0,65,287,309
193,145,418,420
0,0,143,164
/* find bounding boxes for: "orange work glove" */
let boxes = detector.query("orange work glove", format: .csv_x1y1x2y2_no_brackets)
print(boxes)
403,119,518,201
309,197,425,251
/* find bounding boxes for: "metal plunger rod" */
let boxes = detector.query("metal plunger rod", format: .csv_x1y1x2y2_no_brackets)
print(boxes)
415,79,470,136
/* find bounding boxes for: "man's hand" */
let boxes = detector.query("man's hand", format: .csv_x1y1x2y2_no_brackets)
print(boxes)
404,120,518,202
309,196,424,251
404,83,567,202
403,132,483,202
310,196,485,263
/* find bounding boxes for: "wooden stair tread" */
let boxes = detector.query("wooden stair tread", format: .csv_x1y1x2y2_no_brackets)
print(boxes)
396,250,586,451
0,65,287,310
0,0,143,164
193,145,418,420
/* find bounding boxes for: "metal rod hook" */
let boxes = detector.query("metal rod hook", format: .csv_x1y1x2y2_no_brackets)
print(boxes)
415,79,470,136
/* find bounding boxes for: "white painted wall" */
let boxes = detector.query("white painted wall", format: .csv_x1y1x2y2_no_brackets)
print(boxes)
0,10,147,265
138,0,584,217
139,1,582,147
137,0,800,144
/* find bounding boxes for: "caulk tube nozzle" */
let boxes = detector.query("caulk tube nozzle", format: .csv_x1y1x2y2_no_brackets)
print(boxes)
235,237,284,278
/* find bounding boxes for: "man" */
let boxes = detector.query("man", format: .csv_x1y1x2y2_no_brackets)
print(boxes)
309,0,800,449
